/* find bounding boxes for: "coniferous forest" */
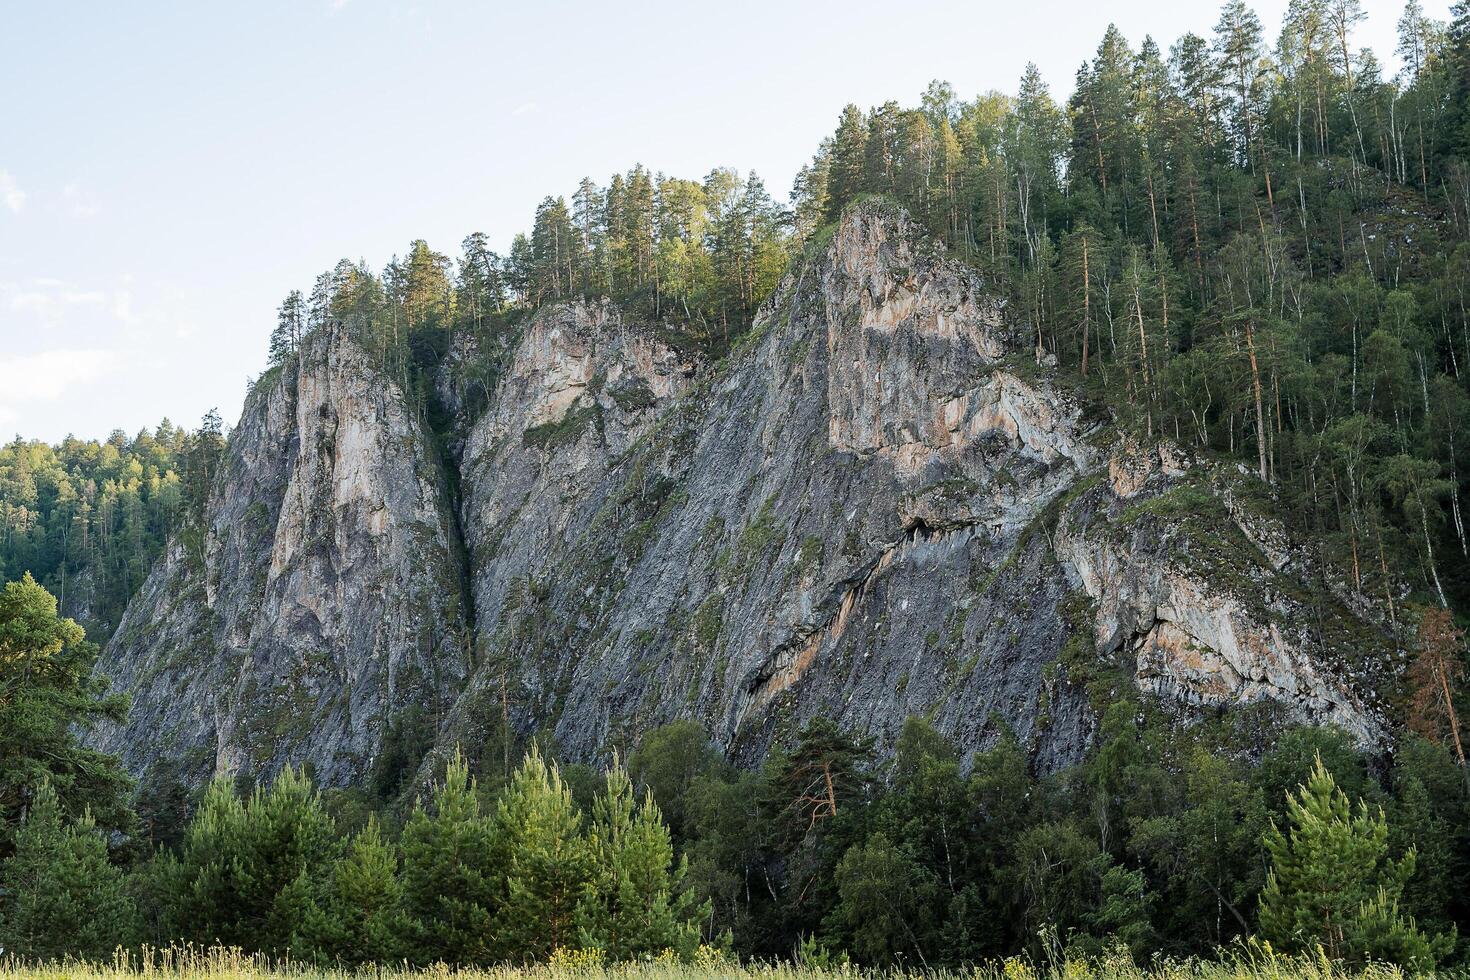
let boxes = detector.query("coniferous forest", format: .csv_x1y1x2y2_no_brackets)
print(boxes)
8,0,1470,973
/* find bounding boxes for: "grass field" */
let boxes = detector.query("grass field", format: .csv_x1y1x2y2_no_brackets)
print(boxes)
0,946,1423,980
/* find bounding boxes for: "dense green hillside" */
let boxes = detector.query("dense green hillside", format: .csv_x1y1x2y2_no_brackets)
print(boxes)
0,423,211,641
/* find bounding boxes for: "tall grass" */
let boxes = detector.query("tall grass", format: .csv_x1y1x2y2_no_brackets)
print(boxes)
0,944,1418,980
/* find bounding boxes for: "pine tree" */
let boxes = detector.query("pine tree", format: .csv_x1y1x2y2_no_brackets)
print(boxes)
296,816,409,965
825,105,869,223
398,750,500,965
398,239,454,331
0,781,137,960
268,290,305,365
792,141,832,239
1443,1,1470,157
572,177,604,296
165,767,337,955
306,269,337,329
0,574,133,850
491,746,594,960
505,233,534,303
1259,755,1453,968
529,198,575,306
578,759,704,961
1008,63,1065,266
767,718,874,845
1214,0,1265,166
457,232,507,330
179,409,224,542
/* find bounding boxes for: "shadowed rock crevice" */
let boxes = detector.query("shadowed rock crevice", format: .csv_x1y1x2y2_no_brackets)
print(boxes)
735,516,978,730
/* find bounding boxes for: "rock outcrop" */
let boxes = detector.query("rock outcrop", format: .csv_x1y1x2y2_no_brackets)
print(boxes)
91,323,470,786
434,201,1393,773
96,202,1399,787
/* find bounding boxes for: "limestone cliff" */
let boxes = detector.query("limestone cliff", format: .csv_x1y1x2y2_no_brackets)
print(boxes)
435,201,1394,773
91,323,470,785
97,202,1399,787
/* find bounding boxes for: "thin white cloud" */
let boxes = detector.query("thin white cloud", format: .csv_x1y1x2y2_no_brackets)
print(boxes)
0,349,117,403
62,183,100,218
512,101,539,117
4,280,130,326
112,290,139,325
9,292,54,315
0,171,24,213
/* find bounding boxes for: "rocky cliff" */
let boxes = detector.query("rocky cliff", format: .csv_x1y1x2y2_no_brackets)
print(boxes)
92,323,470,786
95,202,1400,787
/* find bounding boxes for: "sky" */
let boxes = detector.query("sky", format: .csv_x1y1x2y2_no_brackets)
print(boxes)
0,0,1452,444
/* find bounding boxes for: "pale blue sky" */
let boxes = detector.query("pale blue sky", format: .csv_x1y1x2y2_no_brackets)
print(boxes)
0,0,1448,443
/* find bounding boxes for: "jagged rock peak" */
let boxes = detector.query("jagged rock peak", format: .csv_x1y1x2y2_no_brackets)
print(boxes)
91,322,469,787
432,199,1396,773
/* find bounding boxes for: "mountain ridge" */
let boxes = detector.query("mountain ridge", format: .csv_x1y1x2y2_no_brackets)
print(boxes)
91,201,1401,790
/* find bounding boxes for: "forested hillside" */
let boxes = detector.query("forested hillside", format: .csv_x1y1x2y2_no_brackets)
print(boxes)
241,0,1470,619
13,0,1470,625
0,420,221,640
5,0,1470,972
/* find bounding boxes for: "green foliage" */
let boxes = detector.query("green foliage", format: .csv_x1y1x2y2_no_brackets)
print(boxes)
5,707,1467,973
778,9,1470,613
490,746,594,959
0,424,190,640
0,574,133,851
0,781,137,961
628,720,722,841
522,401,602,450
831,831,938,964
1259,756,1454,969
398,751,499,965
159,767,338,955
295,817,409,965
1130,748,1269,947
17,3,1470,972
578,759,705,961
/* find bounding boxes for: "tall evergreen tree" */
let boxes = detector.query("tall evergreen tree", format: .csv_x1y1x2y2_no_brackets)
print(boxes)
0,781,137,961
296,816,409,965
1258,756,1453,968
826,105,869,222
398,751,500,965
268,289,305,365
578,759,704,961
491,746,594,960
0,574,133,851
163,767,337,955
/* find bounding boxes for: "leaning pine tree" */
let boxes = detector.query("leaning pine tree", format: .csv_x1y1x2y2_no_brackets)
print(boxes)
1258,755,1454,969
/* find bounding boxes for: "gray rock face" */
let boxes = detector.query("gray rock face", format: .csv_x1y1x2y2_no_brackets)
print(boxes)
437,201,1393,773
1055,443,1391,746
92,324,469,785
97,203,1398,787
